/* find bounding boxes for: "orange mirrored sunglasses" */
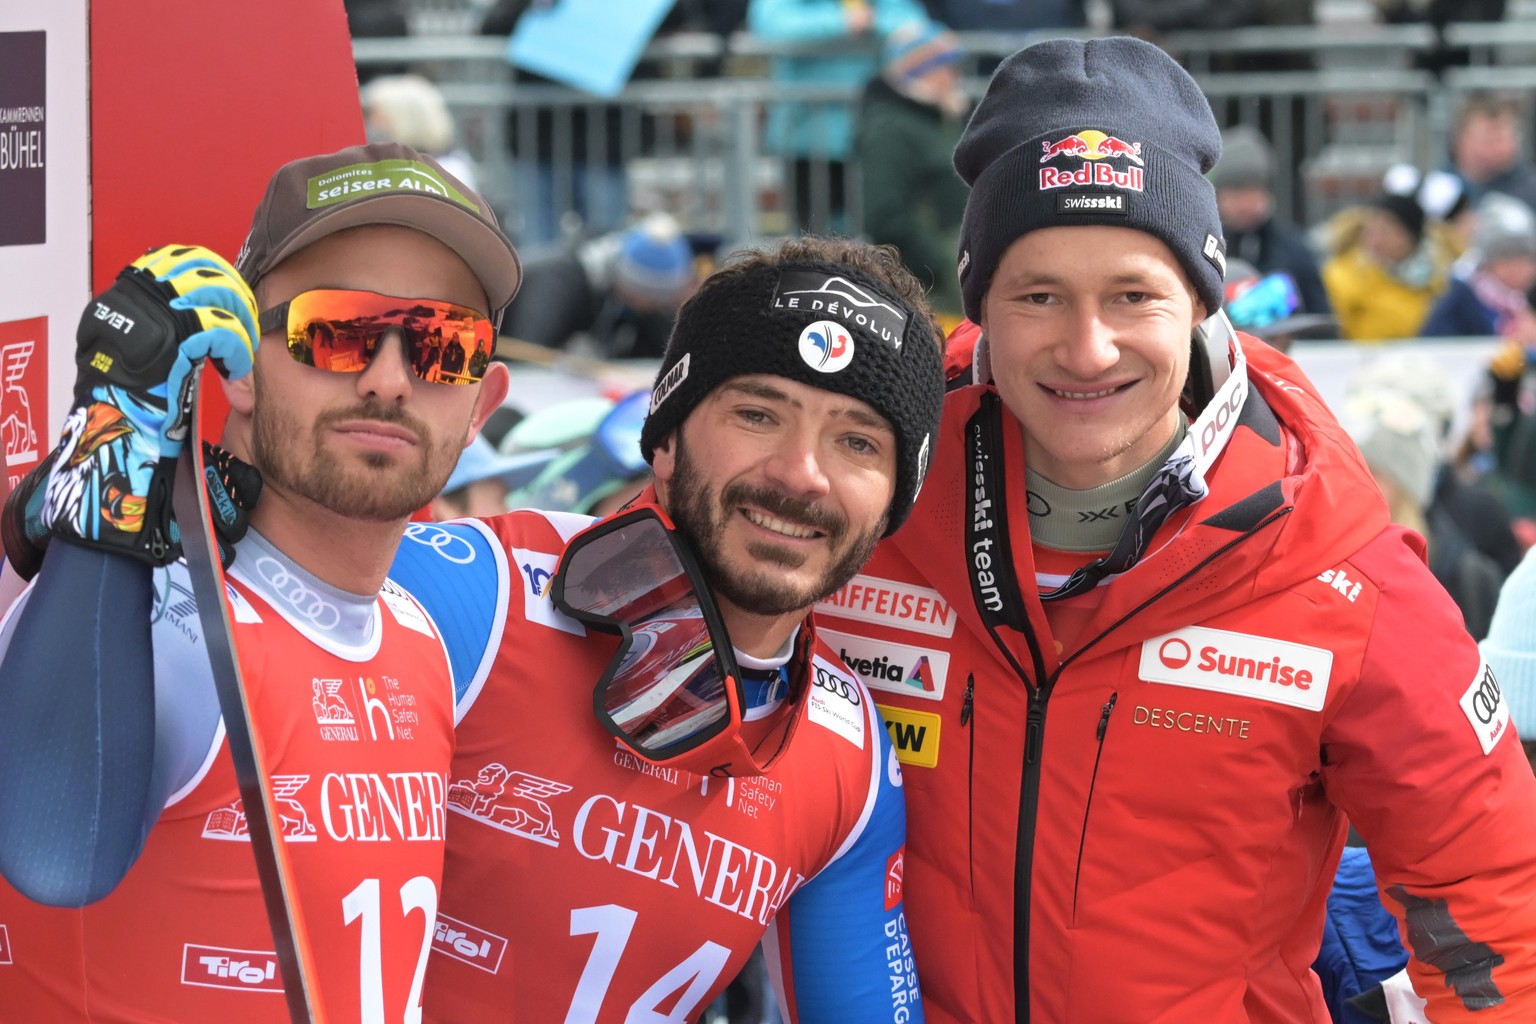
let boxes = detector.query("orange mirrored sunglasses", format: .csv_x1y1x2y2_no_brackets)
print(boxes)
258,288,495,386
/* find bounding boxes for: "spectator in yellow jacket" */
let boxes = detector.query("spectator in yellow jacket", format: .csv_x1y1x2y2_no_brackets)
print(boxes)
1322,192,1453,341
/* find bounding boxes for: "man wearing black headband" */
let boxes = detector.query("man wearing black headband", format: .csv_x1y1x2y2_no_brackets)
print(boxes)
396,234,945,1021
821,35,1536,1023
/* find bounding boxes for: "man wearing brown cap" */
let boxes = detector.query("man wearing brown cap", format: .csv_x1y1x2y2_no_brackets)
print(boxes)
819,35,1536,1022
0,142,517,1021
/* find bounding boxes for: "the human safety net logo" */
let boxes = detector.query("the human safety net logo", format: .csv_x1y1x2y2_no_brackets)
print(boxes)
1138,625,1331,712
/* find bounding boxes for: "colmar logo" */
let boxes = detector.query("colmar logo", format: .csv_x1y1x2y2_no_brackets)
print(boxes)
1461,658,1509,755
182,944,283,992
432,914,508,974
650,351,690,413
1139,626,1332,712
0,924,11,965
798,320,855,373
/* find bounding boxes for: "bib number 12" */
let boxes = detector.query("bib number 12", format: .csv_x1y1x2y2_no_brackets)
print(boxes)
343,875,438,1023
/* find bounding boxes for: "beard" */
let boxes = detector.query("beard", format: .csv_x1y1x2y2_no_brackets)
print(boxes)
667,432,886,617
251,366,467,522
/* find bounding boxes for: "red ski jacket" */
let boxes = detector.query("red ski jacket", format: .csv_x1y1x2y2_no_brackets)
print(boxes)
820,333,1536,1022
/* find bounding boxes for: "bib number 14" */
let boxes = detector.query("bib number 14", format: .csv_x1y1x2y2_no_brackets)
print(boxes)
566,904,731,1024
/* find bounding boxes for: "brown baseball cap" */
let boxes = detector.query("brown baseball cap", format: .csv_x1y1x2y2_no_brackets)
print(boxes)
235,141,522,326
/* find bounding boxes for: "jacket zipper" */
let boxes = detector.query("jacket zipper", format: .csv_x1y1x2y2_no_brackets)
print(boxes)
1009,505,1292,1024
961,673,975,897
1013,663,1046,1024
1072,692,1119,921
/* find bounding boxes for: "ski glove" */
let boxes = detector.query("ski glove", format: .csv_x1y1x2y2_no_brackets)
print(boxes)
38,244,258,564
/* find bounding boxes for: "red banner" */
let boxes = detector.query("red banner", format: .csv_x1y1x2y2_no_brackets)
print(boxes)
0,316,49,490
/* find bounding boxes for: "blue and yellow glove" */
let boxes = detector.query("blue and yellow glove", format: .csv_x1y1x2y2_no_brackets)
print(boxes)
38,244,258,565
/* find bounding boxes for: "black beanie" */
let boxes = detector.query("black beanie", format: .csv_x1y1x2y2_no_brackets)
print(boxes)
639,258,945,535
953,36,1227,323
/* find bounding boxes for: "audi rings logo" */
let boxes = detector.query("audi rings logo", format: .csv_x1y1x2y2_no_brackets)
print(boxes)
1158,638,1192,670
403,522,477,565
813,666,862,706
1470,667,1503,725
255,557,342,630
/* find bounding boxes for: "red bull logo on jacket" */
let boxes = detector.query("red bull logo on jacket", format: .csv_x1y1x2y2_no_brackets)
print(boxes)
1039,129,1146,192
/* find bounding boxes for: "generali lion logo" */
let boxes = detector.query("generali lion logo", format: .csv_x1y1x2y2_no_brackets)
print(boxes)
446,763,572,847
202,775,318,842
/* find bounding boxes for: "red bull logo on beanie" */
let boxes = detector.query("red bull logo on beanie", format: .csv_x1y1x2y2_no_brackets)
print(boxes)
1039,130,1146,192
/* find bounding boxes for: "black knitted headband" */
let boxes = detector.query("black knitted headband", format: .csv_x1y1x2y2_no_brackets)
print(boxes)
639,260,945,534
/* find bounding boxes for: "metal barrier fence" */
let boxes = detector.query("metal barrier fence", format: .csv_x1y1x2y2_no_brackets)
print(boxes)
352,21,1536,253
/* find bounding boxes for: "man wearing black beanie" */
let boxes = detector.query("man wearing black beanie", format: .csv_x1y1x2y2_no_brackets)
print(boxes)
817,35,1536,1024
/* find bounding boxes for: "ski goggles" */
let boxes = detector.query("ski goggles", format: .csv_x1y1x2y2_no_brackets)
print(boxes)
257,288,495,386
552,504,793,778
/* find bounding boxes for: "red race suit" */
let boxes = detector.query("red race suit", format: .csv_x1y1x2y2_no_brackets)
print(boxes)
0,549,455,1023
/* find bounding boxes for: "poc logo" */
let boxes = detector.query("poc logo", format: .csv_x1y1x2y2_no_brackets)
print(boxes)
1195,374,1246,459
1461,659,1509,756
182,944,283,992
432,914,508,974
1317,567,1363,603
